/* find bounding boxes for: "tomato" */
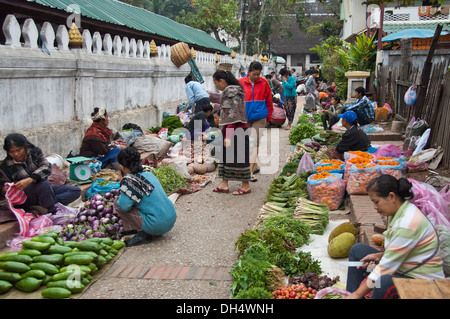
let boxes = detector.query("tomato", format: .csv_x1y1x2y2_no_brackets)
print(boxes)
301,294,308,299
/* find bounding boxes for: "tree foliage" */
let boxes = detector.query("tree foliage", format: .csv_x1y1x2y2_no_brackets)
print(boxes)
176,0,240,44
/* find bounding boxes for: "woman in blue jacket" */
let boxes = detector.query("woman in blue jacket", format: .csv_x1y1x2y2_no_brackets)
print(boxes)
114,147,177,247
280,68,298,130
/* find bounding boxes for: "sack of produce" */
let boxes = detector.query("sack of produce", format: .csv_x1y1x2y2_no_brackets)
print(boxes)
344,151,375,181
377,160,405,179
346,162,380,195
307,172,346,210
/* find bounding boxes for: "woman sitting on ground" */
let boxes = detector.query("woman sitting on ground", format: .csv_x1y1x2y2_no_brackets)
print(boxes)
326,110,371,161
79,107,121,170
0,134,81,214
114,147,177,247
346,175,444,299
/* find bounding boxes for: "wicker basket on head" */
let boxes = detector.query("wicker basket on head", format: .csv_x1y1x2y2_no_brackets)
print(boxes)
218,63,233,71
171,42,192,67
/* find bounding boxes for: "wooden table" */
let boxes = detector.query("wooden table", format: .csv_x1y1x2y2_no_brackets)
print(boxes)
393,278,450,299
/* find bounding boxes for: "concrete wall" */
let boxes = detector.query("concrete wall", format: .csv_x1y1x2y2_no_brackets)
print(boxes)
0,14,272,159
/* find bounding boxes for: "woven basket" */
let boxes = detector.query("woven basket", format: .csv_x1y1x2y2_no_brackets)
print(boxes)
170,42,192,67
218,63,232,71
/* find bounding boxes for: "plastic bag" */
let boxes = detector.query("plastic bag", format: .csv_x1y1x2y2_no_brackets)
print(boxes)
362,124,384,133
49,203,78,225
85,178,120,199
314,287,351,299
26,214,53,237
374,144,402,158
347,164,381,195
378,161,405,179
412,128,431,156
408,178,450,228
404,84,417,106
436,225,450,277
307,172,346,210
296,152,315,175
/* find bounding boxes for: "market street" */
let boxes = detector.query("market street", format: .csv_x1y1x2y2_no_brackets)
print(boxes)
77,98,304,299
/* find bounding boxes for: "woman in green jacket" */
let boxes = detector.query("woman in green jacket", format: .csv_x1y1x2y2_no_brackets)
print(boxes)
280,67,298,130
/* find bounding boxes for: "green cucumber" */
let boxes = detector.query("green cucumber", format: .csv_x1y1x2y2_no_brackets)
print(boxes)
41,287,72,299
18,249,42,257
15,277,43,292
63,251,98,259
21,269,46,279
63,241,77,248
38,230,60,238
94,255,107,268
33,254,64,265
0,254,33,264
59,265,91,274
21,241,51,251
31,235,56,245
47,244,73,255
41,274,53,286
52,270,86,281
99,237,113,246
47,280,85,293
0,280,13,294
0,272,22,283
64,254,95,265
0,261,31,273
0,252,19,261
74,241,102,253
29,262,59,275
111,240,125,250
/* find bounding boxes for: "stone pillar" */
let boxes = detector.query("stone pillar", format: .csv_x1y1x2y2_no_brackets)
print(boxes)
344,71,370,103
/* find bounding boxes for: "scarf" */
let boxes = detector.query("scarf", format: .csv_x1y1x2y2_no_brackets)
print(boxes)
219,85,247,126
83,121,112,142
4,183,35,237
120,173,154,204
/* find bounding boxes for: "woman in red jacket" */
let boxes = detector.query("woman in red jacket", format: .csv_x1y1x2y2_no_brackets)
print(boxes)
238,62,273,182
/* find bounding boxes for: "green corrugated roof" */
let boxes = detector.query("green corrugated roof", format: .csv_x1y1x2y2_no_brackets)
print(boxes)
383,21,450,34
26,0,231,53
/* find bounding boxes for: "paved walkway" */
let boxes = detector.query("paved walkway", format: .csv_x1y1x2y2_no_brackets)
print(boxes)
79,99,303,299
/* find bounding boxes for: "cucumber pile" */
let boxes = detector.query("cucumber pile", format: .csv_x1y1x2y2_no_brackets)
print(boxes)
0,230,124,299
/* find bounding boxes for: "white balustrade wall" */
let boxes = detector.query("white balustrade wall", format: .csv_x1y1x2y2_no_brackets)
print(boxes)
0,14,275,158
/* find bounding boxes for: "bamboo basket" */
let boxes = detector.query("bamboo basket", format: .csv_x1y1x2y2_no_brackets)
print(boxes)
170,42,192,67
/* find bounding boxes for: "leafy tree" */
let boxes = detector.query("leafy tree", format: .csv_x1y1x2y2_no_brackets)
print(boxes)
176,0,240,44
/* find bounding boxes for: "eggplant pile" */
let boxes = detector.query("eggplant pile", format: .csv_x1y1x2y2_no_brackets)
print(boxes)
60,189,124,242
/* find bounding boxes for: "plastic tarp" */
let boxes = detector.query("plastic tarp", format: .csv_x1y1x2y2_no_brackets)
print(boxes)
381,28,449,43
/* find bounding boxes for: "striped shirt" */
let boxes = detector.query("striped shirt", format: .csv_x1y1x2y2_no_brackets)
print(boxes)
368,201,444,283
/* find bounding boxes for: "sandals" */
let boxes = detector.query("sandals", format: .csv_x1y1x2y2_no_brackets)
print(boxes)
213,187,229,193
250,175,258,182
233,188,251,196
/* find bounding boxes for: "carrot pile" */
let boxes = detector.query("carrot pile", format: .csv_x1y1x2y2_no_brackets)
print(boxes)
307,172,346,210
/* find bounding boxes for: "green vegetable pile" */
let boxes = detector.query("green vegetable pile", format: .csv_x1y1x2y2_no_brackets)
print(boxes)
0,231,125,298
152,165,188,194
150,115,184,135
289,122,321,145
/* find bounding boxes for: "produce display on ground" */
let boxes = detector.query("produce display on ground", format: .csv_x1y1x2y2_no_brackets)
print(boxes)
307,172,346,211
0,231,124,298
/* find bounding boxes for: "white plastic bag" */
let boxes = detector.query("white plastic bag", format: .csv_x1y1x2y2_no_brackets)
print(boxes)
404,84,417,106
412,128,431,156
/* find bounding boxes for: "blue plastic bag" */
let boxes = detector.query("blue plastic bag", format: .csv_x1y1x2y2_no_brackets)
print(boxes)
85,178,120,199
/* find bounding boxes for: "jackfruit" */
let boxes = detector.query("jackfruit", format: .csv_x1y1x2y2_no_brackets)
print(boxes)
327,232,356,258
328,221,359,243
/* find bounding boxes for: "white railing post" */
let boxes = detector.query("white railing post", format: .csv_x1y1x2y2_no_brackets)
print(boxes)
3,14,21,47
103,33,113,56
56,25,70,51
82,29,92,54
22,18,39,49
40,22,56,51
